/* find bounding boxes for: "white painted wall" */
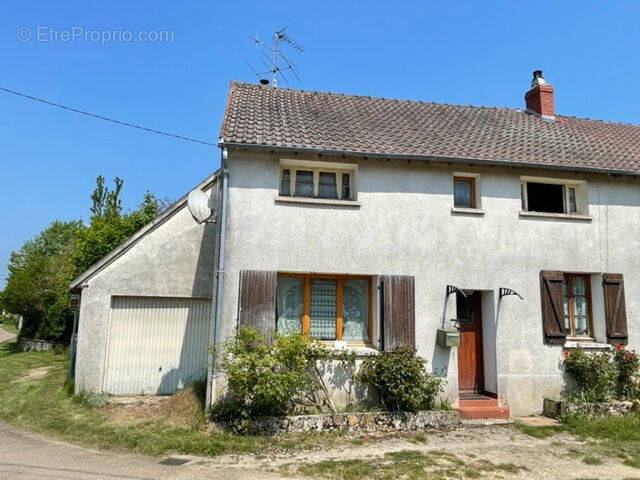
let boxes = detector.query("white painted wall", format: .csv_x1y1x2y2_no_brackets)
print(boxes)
218,149,640,416
75,181,218,394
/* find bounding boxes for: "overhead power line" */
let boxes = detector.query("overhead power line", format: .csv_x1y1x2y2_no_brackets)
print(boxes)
0,86,217,147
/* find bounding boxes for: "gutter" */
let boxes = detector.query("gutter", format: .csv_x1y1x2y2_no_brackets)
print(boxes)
205,158,229,412
219,142,640,178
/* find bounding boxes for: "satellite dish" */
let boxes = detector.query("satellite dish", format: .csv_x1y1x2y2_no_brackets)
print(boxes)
187,189,212,223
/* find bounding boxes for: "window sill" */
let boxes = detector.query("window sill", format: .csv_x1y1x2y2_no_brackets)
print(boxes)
564,340,612,350
451,207,485,216
326,341,379,356
275,196,361,208
519,211,592,221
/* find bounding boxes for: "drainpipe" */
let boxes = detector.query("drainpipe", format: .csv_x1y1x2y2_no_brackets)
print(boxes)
205,160,229,412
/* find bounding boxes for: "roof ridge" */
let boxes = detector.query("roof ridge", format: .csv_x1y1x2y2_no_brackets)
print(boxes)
228,80,520,114
229,80,640,128
555,114,640,129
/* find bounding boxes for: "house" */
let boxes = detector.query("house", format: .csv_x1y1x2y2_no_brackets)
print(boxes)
71,71,639,418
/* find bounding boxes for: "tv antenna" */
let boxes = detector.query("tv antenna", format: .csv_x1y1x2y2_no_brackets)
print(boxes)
247,27,303,87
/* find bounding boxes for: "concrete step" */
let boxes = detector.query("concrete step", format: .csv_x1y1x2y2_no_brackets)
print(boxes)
458,398,498,408
454,402,510,420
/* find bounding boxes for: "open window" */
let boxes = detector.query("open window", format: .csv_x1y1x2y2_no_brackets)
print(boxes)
521,177,586,215
279,159,357,201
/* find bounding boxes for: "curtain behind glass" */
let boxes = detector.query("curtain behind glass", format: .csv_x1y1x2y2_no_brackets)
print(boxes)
454,179,472,207
310,278,337,339
318,172,337,199
572,276,588,335
342,279,368,341
295,170,314,197
276,276,303,334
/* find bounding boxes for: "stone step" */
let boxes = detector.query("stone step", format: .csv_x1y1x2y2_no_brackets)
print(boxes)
454,403,510,420
457,398,499,408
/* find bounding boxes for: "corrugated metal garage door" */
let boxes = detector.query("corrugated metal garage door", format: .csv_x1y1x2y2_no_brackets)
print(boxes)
104,296,211,395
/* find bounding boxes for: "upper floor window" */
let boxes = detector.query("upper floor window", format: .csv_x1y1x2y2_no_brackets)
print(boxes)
521,177,586,215
453,176,476,208
279,159,357,201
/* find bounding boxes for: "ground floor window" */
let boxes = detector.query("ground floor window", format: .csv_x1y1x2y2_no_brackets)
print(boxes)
276,273,372,343
562,273,593,337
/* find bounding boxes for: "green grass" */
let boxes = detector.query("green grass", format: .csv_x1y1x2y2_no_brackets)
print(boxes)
582,455,603,465
288,449,527,480
410,433,428,444
0,340,377,457
517,413,640,469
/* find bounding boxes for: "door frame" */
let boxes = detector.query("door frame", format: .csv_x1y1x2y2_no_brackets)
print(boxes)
456,291,485,395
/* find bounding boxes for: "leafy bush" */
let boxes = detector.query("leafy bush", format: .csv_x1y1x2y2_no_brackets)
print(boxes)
211,327,338,431
613,344,640,400
562,349,616,402
358,344,442,412
563,346,640,403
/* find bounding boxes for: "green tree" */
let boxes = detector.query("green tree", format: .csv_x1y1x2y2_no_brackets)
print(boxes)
72,179,164,274
0,220,83,341
1,175,168,342
90,175,123,217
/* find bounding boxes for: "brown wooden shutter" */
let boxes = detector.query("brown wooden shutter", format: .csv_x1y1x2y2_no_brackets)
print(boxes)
540,271,568,344
238,270,277,344
603,273,628,345
380,275,415,350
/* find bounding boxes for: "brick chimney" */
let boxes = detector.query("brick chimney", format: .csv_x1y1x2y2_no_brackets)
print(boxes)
525,70,554,120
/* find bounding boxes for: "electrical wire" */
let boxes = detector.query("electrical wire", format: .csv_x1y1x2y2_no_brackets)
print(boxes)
0,86,217,147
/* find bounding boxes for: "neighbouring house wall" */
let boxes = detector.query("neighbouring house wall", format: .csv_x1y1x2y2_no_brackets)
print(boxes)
217,149,640,416
74,182,217,393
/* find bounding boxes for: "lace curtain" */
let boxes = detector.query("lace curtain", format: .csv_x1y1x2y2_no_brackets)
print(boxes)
342,279,368,341
276,276,369,342
276,276,303,334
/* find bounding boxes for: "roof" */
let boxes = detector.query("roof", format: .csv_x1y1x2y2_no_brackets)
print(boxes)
69,171,219,290
219,81,640,175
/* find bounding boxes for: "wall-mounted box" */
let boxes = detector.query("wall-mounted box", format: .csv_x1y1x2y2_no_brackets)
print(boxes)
436,328,460,347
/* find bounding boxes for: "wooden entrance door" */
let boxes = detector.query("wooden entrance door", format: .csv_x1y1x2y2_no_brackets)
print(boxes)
456,291,484,394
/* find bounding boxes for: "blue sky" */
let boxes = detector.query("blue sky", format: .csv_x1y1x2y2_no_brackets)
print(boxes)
1,1,639,283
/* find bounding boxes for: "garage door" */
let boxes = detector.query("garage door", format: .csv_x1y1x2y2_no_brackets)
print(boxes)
104,296,211,395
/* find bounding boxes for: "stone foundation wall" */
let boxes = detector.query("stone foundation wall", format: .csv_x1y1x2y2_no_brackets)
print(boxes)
220,410,460,434
544,397,640,418
20,338,67,352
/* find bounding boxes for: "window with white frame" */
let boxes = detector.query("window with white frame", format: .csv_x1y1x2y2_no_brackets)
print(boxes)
279,159,356,201
521,177,586,214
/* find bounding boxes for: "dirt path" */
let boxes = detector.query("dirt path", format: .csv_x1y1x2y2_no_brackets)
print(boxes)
0,326,15,344
199,423,640,479
1,420,638,479
0,422,285,480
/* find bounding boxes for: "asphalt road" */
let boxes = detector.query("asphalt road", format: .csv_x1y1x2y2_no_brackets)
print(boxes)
0,423,282,480
0,327,15,344
0,331,281,479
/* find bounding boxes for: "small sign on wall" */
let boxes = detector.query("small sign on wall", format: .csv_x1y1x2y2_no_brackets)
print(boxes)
69,294,81,312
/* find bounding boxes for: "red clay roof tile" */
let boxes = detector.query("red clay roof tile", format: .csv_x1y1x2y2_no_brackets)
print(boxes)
220,81,640,174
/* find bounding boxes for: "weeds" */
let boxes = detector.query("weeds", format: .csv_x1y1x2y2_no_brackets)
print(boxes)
288,449,527,480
